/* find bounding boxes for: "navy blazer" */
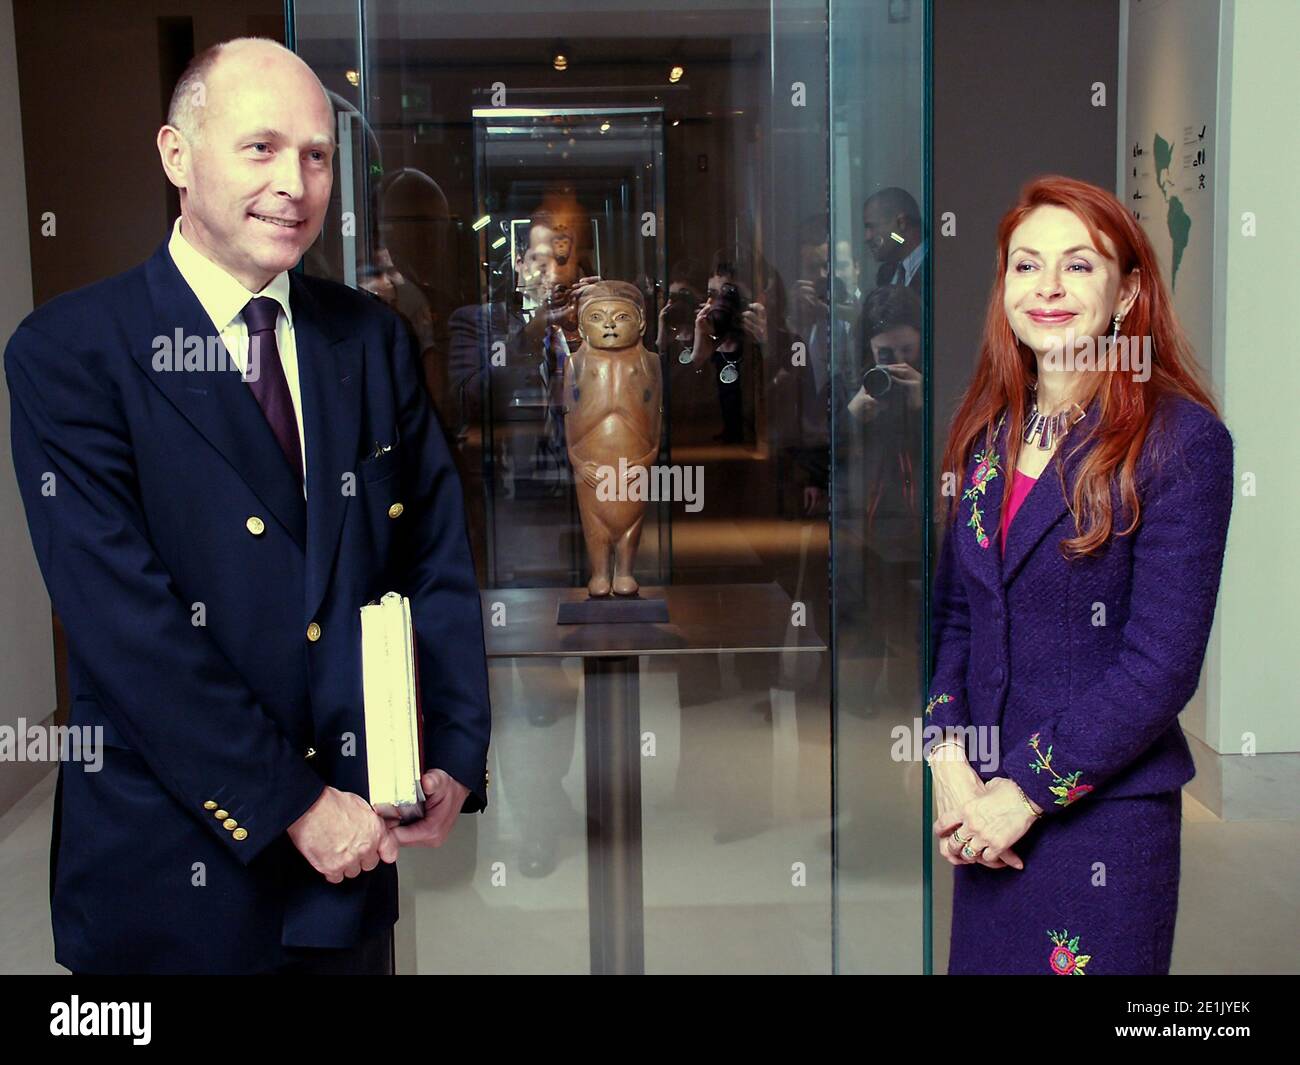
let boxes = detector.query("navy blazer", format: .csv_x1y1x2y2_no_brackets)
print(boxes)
925,393,1233,814
5,240,491,974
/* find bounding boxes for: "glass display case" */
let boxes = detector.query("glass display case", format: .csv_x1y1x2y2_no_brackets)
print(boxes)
290,0,930,974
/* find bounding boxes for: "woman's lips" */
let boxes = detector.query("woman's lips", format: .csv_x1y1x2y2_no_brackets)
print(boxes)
1027,311,1076,323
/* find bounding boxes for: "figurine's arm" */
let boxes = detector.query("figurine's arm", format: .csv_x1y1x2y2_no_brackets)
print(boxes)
562,354,593,464
635,351,664,464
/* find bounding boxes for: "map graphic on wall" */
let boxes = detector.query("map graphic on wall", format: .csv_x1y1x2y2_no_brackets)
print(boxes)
1123,0,1222,367
1131,126,1207,291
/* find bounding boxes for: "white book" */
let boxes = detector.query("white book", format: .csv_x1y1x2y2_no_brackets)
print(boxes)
360,592,426,824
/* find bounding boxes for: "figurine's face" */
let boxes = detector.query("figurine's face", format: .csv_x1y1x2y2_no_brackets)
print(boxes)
580,298,643,349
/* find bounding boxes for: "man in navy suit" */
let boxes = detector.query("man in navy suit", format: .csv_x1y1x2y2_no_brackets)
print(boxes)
4,37,491,974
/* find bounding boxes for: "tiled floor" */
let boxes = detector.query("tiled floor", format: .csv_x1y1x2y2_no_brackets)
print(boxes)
2,652,1295,974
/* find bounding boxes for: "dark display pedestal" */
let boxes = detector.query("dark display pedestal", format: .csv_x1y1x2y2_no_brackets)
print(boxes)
481,583,826,974
556,591,670,625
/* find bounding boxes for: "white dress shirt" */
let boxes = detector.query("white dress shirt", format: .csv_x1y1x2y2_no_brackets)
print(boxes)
892,239,927,288
167,217,307,493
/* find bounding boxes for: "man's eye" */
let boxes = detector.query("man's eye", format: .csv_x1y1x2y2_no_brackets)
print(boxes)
250,143,271,153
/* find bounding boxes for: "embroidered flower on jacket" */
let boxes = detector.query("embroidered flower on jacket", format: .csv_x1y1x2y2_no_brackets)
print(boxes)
1027,732,1094,806
924,692,954,717
962,412,1006,549
1047,929,1091,975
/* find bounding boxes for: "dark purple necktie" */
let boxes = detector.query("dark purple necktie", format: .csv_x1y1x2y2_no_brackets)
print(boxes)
242,297,303,485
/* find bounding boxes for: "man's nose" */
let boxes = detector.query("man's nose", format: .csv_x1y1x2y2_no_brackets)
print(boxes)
273,154,306,200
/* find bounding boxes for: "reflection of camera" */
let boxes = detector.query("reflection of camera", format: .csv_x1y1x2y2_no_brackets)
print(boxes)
862,364,892,398
708,282,744,342
665,289,698,334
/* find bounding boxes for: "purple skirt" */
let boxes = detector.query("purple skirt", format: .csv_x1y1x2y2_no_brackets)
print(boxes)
948,792,1182,975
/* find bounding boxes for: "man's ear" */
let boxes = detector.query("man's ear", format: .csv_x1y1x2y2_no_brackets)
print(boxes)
157,125,190,191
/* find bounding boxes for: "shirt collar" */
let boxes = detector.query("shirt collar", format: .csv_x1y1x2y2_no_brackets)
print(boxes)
167,216,293,333
900,239,927,286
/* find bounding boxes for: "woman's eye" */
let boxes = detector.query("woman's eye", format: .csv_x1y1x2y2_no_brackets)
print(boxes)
1014,262,1034,272
1069,262,1092,272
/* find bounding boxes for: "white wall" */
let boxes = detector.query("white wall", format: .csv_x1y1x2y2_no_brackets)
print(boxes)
1213,0,1300,755
0,0,58,812
1122,0,1298,767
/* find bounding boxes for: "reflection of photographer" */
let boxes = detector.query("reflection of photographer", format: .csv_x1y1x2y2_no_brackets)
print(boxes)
848,284,923,424
686,253,763,444
846,283,924,711
656,258,705,353
774,215,849,516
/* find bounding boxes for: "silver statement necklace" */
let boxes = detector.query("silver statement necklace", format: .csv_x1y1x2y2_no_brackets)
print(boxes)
1022,383,1087,451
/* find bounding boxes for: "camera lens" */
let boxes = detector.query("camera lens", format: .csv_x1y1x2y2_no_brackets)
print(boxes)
862,364,892,398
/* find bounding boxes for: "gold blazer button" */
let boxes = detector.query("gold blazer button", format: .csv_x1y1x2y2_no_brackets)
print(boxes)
223,818,238,831
246,516,266,536
214,809,229,820
232,828,248,841
306,622,322,642
203,800,218,810
387,502,404,519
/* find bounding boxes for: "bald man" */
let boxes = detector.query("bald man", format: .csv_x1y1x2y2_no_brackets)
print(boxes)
4,37,490,974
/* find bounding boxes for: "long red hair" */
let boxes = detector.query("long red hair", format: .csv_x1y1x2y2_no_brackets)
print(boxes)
939,174,1220,557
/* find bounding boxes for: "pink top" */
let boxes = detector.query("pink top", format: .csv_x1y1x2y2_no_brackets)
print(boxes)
1000,470,1037,556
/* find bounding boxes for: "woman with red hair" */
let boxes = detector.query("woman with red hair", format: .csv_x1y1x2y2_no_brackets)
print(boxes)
924,175,1234,974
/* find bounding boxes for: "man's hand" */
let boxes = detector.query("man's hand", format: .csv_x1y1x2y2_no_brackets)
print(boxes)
793,279,828,322
287,786,399,884
386,769,470,849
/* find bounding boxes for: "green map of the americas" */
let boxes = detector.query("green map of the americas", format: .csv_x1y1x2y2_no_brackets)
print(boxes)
1153,132,1191,291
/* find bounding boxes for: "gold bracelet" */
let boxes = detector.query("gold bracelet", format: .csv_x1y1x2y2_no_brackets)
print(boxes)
1011,779,1042,818
925,739,964,767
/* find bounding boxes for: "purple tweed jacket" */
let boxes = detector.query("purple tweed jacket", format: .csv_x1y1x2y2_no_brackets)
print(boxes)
925,392,1234,814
